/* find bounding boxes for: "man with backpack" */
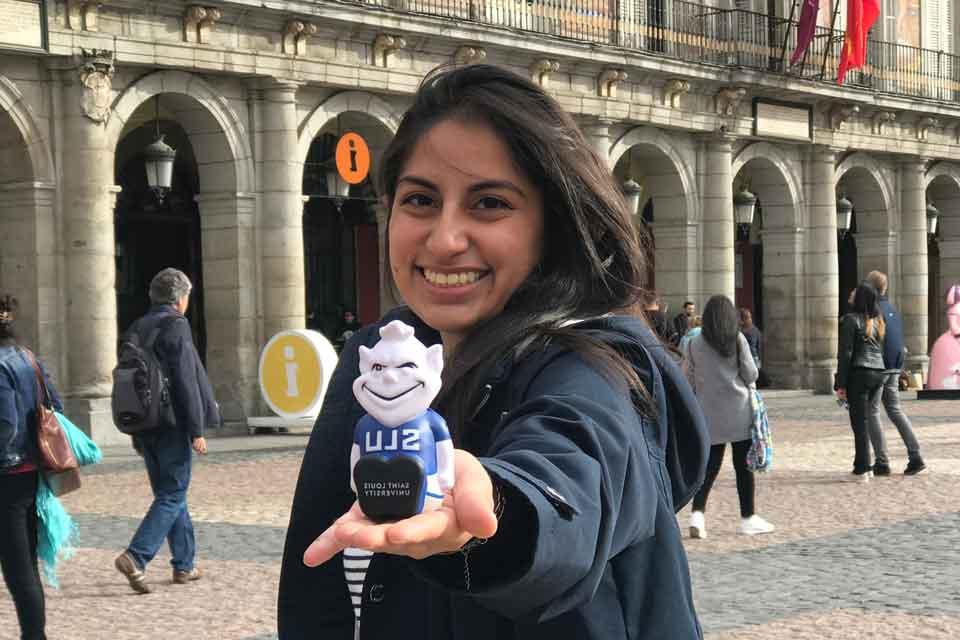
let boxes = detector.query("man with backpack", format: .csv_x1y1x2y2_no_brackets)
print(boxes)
113,268,219,594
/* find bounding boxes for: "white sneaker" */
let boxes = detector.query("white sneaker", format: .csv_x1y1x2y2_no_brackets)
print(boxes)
738,515,775,536
688,511,706,539
845,471,872,483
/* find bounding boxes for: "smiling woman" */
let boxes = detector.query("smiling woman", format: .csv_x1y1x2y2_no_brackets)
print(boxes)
279,64,709,640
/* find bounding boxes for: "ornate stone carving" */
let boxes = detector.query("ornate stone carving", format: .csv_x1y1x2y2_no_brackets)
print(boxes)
715,87,746,116
871,111,896,135
598,68,628,98
66,0,101,31
373,34,407,68
283,20,317,56
662,78,690,108
184,6,222,44
530,59,560,88
917,116,939,141
454,46,486,65
78,48,114,123
829,103,859,131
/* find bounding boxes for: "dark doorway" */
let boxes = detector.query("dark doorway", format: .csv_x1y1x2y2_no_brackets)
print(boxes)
838,212,859,317
641,199,655,289
929,235,941,352
302,133,380,348
114,118,206,360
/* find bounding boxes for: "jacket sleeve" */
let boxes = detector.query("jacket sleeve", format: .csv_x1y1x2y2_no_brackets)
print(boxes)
737,333,759,386
277,329,367,640
836,314,857,389
412,352,660,623
0,369,17,452
162,320,205,439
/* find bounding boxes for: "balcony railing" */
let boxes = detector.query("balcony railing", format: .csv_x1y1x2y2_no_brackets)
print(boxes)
354,0,960,102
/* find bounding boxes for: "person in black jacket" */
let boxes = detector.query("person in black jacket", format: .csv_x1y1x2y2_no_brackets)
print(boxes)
836,281,887,482
114,268,218,594
0,295,63,640
863,271,925,475
278,64,707,640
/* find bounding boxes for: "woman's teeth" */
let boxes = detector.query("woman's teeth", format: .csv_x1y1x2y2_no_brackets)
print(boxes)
423,269,483,286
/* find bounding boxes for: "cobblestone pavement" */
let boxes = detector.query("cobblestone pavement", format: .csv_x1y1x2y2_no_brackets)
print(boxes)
1,393,957,639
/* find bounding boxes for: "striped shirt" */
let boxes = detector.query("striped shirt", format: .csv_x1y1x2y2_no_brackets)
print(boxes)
343,547,374,630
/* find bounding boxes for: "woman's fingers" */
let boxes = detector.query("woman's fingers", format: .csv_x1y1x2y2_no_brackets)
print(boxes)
303,523,347,567
385,507,459,546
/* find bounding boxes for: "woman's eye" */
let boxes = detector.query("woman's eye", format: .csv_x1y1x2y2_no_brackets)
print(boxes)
474,196,511,210
400,193,435,208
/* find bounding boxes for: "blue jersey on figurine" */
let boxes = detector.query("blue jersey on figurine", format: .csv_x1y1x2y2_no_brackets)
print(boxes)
350,320,454,521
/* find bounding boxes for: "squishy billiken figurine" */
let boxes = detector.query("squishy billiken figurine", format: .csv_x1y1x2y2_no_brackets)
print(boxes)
351,320,454,522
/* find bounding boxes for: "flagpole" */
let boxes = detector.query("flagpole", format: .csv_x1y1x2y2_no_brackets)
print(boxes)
820,0,842,80
779,0,799,70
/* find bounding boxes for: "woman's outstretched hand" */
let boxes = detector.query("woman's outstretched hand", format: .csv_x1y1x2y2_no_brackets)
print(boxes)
303,449,500,567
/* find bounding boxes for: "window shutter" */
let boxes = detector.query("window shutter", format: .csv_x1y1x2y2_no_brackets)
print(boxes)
925,0,944,51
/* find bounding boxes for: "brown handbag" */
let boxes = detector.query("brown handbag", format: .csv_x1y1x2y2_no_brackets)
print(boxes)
22,349,79,474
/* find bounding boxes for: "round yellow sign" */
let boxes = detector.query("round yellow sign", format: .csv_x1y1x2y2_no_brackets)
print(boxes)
258,330,338,419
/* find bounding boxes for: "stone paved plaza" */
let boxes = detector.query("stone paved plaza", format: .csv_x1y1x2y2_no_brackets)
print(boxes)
1,392,958,639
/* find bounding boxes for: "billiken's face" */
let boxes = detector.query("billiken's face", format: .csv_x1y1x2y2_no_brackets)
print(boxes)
388,118,544,351
353,321,444,427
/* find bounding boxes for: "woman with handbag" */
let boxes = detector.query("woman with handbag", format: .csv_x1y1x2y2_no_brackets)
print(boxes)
683,295,774,539
836,281,887,483
0,295,63,640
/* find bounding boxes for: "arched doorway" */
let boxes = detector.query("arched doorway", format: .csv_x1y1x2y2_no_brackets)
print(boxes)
114,106,205,359
301,112,394,347
836,164,892,316
610,129,695,314
731,147,804,387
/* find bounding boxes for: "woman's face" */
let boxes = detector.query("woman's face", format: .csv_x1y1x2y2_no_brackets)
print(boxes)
388,118,544,350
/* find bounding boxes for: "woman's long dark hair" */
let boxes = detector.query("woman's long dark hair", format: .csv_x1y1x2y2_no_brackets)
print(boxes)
0,295,18,347
377,64,650,433
701,295,739,358
852,281,885,341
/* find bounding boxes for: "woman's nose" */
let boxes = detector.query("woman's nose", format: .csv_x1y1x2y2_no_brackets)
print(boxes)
425,208,469,256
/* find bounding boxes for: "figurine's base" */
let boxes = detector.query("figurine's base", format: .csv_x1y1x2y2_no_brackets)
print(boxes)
354,455,425,523
917,389,960,400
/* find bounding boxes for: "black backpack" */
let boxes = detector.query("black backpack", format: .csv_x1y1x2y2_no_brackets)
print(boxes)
111,316,178,435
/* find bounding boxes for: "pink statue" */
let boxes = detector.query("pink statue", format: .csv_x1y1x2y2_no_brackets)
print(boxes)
928,284,960,390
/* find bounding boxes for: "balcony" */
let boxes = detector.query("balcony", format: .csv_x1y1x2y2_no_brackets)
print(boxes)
352,0,959,102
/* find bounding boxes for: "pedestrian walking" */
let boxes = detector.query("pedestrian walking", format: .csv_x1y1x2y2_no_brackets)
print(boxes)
641,291,677,345
684,295,775,538
739,308,771,388
279,63,707,640
864,271,926,476
679,314,702,355
114,268,217,594
0,295,63,640
836,281,887,483
673,300,696,343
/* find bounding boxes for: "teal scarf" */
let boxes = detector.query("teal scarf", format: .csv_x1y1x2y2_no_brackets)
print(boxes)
36,412,102,587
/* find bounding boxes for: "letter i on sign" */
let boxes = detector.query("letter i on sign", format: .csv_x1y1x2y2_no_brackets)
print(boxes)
283,346,299,397
349,139,358,172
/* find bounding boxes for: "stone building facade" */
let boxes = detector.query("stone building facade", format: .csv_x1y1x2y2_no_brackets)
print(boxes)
2,0,959,443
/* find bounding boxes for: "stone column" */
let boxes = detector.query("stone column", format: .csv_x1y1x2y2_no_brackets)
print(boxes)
805,146,840,393
196,192,258,422
0,183,59,372
856,231,897,281
256,81,305,342
58,63,121,439
651,220,698,312
759,227,805,388
698,133,735,305
898,159,929,373
581,119,612,169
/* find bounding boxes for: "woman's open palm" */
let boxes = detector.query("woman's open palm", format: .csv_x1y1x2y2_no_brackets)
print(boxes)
303,449,499,566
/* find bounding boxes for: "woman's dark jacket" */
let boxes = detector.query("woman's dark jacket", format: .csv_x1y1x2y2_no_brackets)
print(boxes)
0,345,64,470
278,308,706,640
836,313,886,389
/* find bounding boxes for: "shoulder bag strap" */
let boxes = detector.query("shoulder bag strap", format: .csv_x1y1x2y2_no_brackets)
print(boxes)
20,348,50,410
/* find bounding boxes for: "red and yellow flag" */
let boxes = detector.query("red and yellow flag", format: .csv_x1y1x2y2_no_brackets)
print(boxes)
837,0,880,85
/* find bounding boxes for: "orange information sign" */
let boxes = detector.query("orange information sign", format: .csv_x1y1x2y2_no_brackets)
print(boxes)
335,132,371,185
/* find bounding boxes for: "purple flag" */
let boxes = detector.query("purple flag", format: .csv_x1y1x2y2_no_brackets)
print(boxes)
790,0,819,65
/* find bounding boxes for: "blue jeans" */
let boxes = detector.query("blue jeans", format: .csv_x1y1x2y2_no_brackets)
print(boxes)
867,372,922,465
127,429,195,572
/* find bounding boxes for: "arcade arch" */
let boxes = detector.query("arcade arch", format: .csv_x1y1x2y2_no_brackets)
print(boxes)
926,166,960,346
